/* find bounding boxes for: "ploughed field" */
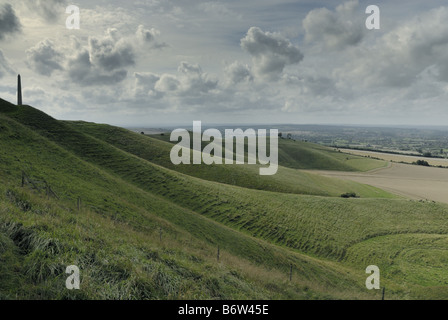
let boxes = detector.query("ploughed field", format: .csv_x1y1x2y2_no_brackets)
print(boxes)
311,159,448,204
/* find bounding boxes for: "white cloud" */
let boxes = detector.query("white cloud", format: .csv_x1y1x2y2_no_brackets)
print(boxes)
26,39,64,76
224,61,253,86
241,27,303,80
154,74,180,92
24,0,65,23
337,6,448,89
88,28,136,71
303,0,364,50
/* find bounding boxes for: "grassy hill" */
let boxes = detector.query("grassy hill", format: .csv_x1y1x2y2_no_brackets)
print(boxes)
150,129,388,172
1,98,448,300
66,121,392,199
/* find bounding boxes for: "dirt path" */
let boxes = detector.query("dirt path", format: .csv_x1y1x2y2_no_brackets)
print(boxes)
307,163,448,204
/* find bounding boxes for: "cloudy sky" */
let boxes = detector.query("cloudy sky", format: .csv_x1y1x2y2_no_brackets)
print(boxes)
1,0,448,126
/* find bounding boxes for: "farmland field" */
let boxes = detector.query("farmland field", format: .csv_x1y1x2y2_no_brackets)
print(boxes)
338,148,448,167
309,162,448,204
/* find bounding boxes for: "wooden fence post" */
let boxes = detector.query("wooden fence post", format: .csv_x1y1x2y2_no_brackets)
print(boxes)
382,287,385,300
217,246,220,262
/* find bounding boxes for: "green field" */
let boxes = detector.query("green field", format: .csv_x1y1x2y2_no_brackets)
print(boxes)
149,128,389,172
1,98,448,300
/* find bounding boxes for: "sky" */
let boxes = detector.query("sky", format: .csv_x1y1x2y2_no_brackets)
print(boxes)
1,0,448,127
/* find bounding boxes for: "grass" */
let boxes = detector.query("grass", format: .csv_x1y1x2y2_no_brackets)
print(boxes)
67,121,394,198
0,97,448,299
150,129,388,172
0,101,373,299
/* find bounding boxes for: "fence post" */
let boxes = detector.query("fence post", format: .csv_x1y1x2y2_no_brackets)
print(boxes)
217,246,220,262
382,287,385,300
21,171,25,187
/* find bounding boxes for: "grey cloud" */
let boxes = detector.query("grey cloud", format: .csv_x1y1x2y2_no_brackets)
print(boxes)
135,25,168,50
25,27,144,85
224,61,253,85
133,61,219,109
134,72,160,96
67,49,128,86
198,2,242,19
342,6,448,88
154,74,180,92
303,0,364,50
25,0,65,23
132,72,163,101
176,61,217,95
303,76,338,97
26,39,63,76
136,25,158,43
89,29,136,71
241,27,303,79
0,50,14,78
0,3,21,40
178,61,202,75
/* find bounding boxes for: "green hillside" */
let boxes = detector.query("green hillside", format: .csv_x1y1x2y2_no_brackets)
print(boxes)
150,130,388,172
1,98,448,300
67,121,393,199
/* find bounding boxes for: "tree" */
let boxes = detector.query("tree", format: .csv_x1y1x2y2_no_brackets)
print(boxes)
414,160,430,167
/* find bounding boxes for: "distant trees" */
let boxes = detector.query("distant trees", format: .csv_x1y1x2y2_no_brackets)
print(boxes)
341,192,359,198
413,160,430,167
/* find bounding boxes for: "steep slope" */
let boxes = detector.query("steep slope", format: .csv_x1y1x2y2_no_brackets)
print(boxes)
0,102,370,299
2,98,448,299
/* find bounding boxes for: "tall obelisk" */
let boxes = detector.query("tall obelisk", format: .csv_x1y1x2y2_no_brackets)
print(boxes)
17,74,22,105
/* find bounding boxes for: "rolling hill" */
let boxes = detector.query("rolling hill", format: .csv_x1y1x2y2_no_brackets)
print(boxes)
67,121,392,198
1,97,448,300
